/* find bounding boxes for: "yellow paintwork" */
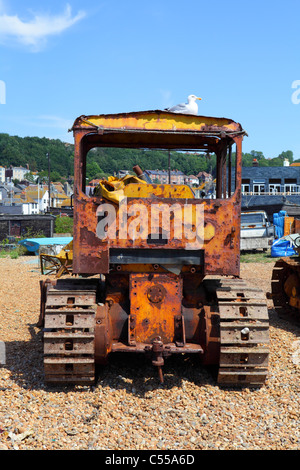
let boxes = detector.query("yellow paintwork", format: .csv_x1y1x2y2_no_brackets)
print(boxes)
73,111,242,134
93,177,195,202
93,174,146,204
204,223,215,241
123,183,195,199
56,240,73,262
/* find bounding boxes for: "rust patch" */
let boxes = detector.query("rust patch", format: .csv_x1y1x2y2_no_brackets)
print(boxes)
129,273,183,344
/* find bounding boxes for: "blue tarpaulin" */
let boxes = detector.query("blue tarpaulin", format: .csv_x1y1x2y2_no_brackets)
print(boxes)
271,237,296,257
18,237,73,255
273,210,287,239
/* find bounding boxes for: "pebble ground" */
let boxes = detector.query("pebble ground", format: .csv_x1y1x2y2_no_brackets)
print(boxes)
0,256,299,450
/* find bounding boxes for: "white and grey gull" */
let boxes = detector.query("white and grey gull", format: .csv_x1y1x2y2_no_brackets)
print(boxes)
165,94,202,115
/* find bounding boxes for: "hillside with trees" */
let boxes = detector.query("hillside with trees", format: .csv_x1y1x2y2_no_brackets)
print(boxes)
0,133,297,182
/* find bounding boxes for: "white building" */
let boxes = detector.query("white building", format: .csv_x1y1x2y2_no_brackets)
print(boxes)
184,175,199,186
21,200,39,215
13,166,30,181
0,167,5,183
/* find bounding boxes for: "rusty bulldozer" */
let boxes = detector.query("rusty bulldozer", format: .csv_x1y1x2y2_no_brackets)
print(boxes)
39,110,269,386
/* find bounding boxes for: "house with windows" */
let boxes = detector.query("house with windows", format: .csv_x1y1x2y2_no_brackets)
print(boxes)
145,169,186,185
0,167,5,183
240,166,300,195
12,166,30,182
21,183,70,213
231,165,300,219
184,175,199,186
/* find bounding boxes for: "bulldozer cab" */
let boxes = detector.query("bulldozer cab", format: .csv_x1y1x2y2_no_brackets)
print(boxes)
70,111,246,278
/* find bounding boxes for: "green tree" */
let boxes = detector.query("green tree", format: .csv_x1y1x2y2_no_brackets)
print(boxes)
277,150,293,164
55,216,73,235
86,162,103,181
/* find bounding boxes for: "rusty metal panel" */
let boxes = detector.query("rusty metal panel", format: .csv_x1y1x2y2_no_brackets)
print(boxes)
129,273,183,344
71,111,245,277
71,111,245,136
123,183,195,199
45,279,98,306
73,196,109,274
72,193,241,277
44,331,95,355
218,303,268,321
46,291,96,307
220,347,269,367
219,323,269,345
44,310,95,329
44,357,95,383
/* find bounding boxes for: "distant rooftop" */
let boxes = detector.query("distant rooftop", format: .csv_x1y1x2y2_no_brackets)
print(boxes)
145,169,185,175
241,166,300,178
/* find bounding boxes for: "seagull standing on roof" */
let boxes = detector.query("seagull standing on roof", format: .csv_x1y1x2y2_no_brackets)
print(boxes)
165,94,202,115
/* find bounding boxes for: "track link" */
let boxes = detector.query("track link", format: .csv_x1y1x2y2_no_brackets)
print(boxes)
271,258,300,323
43,279,98,385
205,278,269,386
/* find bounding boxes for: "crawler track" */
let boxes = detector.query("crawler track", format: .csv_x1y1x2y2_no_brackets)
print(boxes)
204,278,270,386
42,277,269,387
271,258,300,323
43,279,98,385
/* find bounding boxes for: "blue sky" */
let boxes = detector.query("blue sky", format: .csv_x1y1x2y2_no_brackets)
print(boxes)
0,0,300,159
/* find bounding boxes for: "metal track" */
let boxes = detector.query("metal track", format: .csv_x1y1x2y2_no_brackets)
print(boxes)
271,258,300,322
43,279,98,385
205,278,270,386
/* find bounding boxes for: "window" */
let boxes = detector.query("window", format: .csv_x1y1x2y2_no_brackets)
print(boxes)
253,184,265,194
241,213,264,226
269,184,281,194
242,184,250,193
284,179,299,193
269,179,281,194
252,180,265,194
241,179,250,194
284,184,299,193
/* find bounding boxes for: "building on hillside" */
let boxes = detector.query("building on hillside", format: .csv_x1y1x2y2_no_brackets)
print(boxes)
51,191,69,208
88,179,102,186
184,175,199,186
0,179,73,215
0,184,38,215
145,169,185,184
48,183,70,208
4,165,30,183
23,183,69,212
117,170,131,178
63,181,73,197
0,185,8,202
0,167,5,183
197,171,213,183
12,166,30,181
22,186,49,213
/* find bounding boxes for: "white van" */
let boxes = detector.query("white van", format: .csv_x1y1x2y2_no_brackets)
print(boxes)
240,210,274,251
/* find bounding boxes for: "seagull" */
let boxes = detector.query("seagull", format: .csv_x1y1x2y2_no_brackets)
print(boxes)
165,94,202,115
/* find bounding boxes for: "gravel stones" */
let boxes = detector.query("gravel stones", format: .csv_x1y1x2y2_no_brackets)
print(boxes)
0,256,299,450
